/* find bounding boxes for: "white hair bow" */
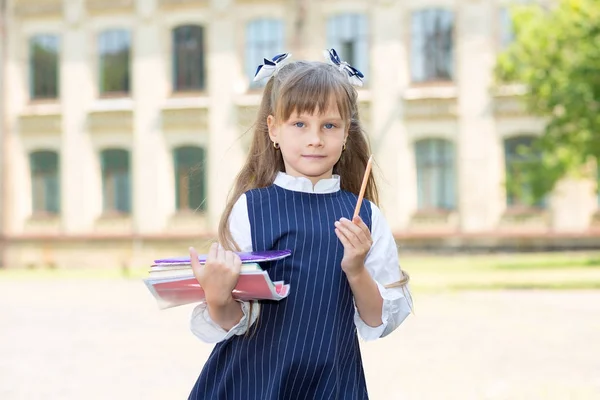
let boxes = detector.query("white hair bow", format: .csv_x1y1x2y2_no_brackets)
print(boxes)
253,53,292,82
323,48,364,87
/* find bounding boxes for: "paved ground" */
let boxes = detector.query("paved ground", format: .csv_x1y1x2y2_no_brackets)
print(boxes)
0,279,599,399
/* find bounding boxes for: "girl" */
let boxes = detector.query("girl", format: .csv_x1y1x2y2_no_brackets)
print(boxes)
187,50,412,400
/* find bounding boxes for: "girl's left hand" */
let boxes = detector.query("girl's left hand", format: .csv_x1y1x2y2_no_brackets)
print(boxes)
334,216,373,279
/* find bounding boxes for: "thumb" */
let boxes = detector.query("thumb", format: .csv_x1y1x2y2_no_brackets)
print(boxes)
231,253,242,275
189,247,202,279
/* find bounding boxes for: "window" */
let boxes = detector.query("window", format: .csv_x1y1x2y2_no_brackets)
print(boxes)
499,7,515,48
415,139,456,210
30,151,60,214
327,13,369,81
101,149,131,213
245,19,284,87
504,136,544,208
173,25,206,92
98,29,131,95
411,9,454,83
30,35,60,99
174,146,206,212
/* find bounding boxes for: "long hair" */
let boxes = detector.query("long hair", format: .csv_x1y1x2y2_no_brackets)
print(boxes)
218,61,378,250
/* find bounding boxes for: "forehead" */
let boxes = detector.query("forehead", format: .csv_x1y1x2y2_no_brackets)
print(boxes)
289,100,342,119
275,69,352,122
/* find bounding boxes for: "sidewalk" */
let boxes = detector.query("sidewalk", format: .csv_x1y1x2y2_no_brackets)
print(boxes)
0,279,598,399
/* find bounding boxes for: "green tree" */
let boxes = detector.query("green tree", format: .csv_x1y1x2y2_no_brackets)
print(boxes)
494,0,600,202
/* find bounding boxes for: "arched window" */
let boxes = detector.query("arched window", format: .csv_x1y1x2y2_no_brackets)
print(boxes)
101,149,131,213
415,139,456,210
173,25,206,91
174,146,206,211
30,150,60,214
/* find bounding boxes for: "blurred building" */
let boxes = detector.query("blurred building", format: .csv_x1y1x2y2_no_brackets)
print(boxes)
1,0,599,269
0,0,7,268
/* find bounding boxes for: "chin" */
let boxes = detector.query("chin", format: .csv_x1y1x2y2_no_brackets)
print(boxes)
300,169,333,179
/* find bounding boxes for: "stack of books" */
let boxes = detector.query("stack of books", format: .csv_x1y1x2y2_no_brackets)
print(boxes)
144,250,292,309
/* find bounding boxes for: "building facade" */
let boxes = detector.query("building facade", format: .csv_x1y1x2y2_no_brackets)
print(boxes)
1,0,7,268
2,0,599,269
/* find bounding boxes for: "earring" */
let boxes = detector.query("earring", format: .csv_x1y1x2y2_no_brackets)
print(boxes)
273,142,280,150
342,142,347,151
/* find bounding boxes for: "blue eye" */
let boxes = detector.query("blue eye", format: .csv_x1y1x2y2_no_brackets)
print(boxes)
324,123,335,129
294,122,305,128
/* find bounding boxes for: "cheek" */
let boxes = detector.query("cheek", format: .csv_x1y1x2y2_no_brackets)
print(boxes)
279,135,301,153
329,131,346,145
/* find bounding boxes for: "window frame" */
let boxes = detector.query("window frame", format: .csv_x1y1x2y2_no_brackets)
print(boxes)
29,150,61,215
414,138,457,211
98,29,132,97
173,146,207,212
172,25,206,93
503,135,545,209
499,6,515,50
100,149,131,214
409,8,455,84
29,34,60,101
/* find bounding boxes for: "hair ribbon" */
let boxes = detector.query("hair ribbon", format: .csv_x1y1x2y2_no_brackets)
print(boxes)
323,48,364,87
253,53,292,82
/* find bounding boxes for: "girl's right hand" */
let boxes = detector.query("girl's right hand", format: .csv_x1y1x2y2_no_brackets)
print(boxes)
190,243,242,307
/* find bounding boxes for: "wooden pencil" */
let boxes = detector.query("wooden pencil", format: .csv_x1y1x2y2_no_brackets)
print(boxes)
353,155,373,219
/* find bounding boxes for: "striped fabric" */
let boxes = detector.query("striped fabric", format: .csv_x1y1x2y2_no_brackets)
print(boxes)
189,184,373,400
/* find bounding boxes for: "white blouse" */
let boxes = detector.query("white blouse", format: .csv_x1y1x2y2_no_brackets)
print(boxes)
190,172,412,343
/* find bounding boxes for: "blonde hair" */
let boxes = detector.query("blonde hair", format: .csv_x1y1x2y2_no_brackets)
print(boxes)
218,60,378,250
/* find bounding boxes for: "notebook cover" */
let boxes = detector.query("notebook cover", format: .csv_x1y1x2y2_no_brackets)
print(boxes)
154,249,292,265
144,274,290,309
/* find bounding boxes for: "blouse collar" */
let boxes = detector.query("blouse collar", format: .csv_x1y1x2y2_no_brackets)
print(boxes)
273,172,341,194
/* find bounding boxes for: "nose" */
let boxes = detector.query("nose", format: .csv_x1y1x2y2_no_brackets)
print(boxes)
307,127,323,147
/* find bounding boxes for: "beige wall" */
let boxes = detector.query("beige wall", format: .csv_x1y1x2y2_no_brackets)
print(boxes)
2,0,599,268
0,0,5,267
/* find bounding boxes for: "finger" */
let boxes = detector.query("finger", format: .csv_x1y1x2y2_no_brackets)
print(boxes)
335,227,355,249
335,219,360,243
342,217,370,244
189,246,203,277
339,221,371,251
217,244,225,264
340,218,363,237
207,242,218,262
352,216,371,237
225,250,234,269
231,253,242,275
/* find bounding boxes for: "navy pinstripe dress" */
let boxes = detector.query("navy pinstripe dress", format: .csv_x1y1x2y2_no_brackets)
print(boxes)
189,184,372,400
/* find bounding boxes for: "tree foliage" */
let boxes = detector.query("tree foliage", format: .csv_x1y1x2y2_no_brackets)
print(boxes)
495,0,600,201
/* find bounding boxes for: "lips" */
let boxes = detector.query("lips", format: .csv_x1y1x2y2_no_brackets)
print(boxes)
302,155,326,158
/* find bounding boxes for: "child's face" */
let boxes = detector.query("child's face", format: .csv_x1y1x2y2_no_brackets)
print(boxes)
267,104,347,186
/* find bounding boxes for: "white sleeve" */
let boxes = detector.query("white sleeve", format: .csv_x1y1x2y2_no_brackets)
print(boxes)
353,202,413,341
228,194,254,253
189,194,261,343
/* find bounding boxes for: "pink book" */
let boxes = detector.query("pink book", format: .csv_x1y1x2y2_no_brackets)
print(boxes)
144,272,290,310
